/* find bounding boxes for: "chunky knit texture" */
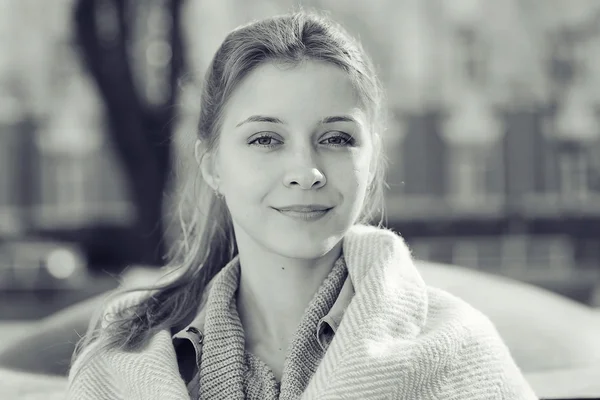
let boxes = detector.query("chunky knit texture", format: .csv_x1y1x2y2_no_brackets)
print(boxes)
243,352,280,398
193,255,347,399
67,224,538,399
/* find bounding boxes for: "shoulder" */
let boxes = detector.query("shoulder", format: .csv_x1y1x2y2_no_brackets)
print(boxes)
419,286,536,398
422,285,514,358
98,265,185,327
424,286,496,332
98,289,152,329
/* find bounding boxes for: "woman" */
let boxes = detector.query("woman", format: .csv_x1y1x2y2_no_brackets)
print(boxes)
68,10,537,399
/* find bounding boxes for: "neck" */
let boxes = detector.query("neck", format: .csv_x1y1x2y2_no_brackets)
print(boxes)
235,238,342,350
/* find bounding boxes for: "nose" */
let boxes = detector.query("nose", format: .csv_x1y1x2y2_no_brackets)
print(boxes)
283,149,327,190
284,167,326,189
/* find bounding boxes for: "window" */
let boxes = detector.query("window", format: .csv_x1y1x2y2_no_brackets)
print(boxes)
558,149,590,200
452,240,479,269
449,146,494,205
0,130,22,235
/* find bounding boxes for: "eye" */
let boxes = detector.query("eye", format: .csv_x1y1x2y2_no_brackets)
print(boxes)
320,131,355,147
248,133,282,148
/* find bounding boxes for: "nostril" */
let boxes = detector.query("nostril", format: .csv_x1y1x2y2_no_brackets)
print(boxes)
284,169,326,189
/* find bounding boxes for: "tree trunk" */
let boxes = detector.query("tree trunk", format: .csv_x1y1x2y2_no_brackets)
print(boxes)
73,0,185,266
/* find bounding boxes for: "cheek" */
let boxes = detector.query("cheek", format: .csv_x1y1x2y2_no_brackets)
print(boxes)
328,152,371,197
217,146,274,198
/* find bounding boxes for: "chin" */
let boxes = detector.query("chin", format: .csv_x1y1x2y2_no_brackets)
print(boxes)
265,227,343,260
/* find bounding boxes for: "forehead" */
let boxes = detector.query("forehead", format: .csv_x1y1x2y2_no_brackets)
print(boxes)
221,61,367,127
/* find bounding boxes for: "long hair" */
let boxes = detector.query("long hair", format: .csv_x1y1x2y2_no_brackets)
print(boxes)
70,8,387,375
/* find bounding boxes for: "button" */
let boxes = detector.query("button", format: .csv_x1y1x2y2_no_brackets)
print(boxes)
186,326,203,344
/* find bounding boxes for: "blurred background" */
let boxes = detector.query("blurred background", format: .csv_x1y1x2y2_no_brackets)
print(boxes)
1,0,600,325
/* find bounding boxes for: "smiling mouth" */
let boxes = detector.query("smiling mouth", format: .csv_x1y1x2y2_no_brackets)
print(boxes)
273,207,333,221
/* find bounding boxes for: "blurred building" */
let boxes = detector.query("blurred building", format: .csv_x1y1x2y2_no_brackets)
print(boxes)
0,0,599,301
379,0,600,296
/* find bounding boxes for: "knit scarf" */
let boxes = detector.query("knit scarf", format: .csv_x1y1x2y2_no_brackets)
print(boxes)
67,224,537,400
197,255,347,399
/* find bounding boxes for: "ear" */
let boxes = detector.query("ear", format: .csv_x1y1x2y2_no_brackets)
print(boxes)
197,142,220,191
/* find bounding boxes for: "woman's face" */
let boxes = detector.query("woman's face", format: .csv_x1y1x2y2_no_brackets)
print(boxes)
205,60,374,259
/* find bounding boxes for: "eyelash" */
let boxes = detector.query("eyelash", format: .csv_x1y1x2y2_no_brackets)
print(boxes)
248,132,356,148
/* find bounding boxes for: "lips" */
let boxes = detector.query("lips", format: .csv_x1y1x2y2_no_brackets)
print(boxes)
273,205,333,221
275,205,332,212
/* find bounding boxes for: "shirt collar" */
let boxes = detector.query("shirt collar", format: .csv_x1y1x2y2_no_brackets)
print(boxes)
315,273,354,350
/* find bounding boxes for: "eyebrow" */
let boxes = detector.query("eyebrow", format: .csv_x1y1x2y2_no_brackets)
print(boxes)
236,115,285,127
235,114,358,128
